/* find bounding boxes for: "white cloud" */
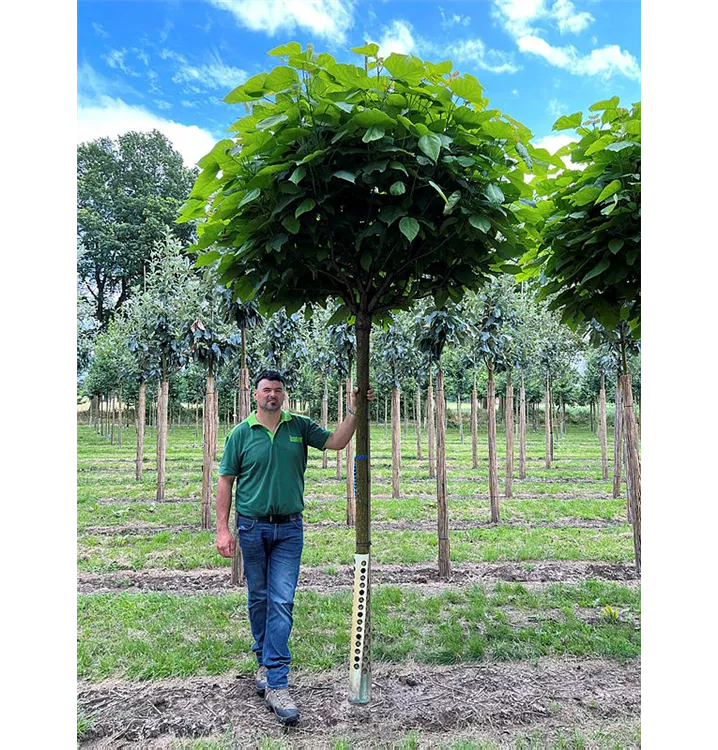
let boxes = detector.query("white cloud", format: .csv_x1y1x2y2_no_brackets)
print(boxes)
446,38,521,74
518,35,640,81
155,100,173,110
172,56,248,93
104,48,140,77
547,98,567,116
374,19,416,57
439,7,471,28
492,0,594,37
133,48,150,66
207,0,356,44
78,91,218,168
552,0,593,34
518,35,573,66
92,22,109,38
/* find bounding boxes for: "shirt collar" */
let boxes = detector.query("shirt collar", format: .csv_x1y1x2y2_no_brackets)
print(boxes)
246,410,292,428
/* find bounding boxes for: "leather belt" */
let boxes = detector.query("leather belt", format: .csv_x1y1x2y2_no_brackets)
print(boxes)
241,512,302,524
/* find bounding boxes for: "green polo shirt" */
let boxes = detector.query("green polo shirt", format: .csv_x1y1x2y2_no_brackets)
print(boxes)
218,410,332,517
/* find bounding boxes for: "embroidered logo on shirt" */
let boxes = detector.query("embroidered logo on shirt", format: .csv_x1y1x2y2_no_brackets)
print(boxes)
289,436,303,443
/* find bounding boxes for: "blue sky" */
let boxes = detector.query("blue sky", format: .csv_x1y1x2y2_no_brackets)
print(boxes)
77,0,641,166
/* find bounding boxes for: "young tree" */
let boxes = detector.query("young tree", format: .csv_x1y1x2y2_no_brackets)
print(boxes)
523,97,641,572
180,43,534,701
416,304,468,576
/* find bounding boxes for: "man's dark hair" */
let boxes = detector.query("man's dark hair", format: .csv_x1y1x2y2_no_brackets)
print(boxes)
255,369,286,388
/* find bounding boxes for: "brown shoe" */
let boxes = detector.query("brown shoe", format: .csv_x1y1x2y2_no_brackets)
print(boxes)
255,666,267,696
265,687,299,725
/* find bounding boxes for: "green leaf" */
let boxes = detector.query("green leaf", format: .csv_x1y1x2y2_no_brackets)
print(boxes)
390,181,406,196
589,96,620,112
295,199,315,218
608,239,624,254
428,180,448,204
195,250,220,267
282,216,300,234
363,125,385,142
379,205,407,226
327,305,350,325
360,252,372,271
581,258,611,283
386,93,408,108
256,113,289,131
605,141,639,152
264,66,299,91
552,112,583,131
332,170,356,183
288,166,306,184
389,161,409,176
469,215,491,233
238,188,261,210
351,43,380,57
350,110,396,128
444,191,461,214
595,179,622,204
268,234,289,252
485,183,504,205
418,134,442,163
448,74,484,104
268,43,302,57
383,53,426,85
399,217,419,243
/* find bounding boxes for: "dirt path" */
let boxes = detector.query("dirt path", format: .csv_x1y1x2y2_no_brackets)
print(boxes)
78,657,640,748
78,560,639,596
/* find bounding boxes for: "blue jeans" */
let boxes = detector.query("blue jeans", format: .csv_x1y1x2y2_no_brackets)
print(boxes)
237,514,304,690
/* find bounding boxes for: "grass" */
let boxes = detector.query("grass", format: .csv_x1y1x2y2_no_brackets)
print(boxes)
77,581,639,681
77,495,626,531
77,523,634,572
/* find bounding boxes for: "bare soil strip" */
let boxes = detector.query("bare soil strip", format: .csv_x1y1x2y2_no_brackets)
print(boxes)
80,518,627,537
78,560,639,596
88,491,613,505
78,657,640,748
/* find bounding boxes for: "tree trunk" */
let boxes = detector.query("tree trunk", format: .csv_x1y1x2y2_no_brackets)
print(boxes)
349,311,372,704
136,381,146,481
435,368,451,579
383,395,388,439
239,368,251,420
599,372,609,481
337,380,343,480
391,385,401,498
156,371,169,501
118,386,123,446
621,373,641,575
427,372,435,479
471,378,478,470
110,393,115,445
613,375,623,499
213,389,220,461
346,375,355,527
487,367,500,523
415,384,422,461
561,396,566,436
322,374,329,469
457,391,463,444
544,378,551,469
404,391,408,437
505,375,514,499
201,364,215,530
519,370,527,480
590,400,595,433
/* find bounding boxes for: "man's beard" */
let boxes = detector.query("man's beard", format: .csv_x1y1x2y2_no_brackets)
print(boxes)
261,400,281,412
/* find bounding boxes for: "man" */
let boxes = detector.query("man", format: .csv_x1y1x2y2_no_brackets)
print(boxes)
216,369,374,726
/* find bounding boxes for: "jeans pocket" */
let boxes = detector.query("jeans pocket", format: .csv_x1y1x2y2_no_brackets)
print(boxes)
237,517,256,533
291,518,303,531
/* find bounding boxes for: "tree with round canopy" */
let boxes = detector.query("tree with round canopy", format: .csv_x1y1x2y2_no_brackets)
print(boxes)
179,42,535,702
